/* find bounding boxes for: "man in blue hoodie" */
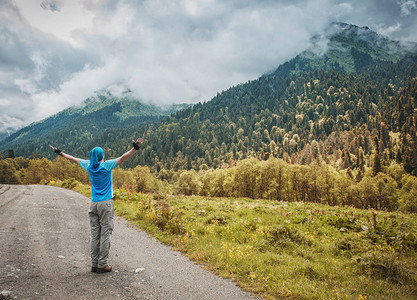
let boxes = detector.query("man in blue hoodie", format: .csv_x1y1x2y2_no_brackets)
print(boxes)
49,138,144,274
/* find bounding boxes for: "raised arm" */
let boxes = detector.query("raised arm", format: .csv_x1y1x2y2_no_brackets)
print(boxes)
116,138,144,165
49,145,81,165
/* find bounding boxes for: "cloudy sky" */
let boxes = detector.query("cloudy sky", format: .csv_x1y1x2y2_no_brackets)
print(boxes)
1,0,417,137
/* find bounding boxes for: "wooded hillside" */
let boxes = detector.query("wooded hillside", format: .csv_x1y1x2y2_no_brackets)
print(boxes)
2,23,417,179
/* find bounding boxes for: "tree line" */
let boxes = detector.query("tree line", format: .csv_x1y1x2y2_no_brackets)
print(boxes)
109,57,417,176
1,153,416,213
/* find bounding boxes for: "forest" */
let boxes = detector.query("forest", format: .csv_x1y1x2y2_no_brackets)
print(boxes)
4,57,416,173
1,45,417,214
1,152,416,213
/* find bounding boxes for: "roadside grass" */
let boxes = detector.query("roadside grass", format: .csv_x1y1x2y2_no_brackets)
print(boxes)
113,190,417,299
46,180,417,300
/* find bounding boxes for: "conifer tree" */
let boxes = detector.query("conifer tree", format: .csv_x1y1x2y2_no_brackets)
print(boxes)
372,153,382,176
355,168,364,182
346,167,353,179
7,149,15,159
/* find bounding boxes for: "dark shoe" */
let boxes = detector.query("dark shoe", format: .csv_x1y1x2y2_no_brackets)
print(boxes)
91,266,98,273
97,265,112,274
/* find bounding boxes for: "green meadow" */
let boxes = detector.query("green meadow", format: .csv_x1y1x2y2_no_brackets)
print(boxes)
105,187,416,300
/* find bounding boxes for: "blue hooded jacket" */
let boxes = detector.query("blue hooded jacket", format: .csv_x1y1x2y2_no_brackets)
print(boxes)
80,147,118,202
88,147,104,171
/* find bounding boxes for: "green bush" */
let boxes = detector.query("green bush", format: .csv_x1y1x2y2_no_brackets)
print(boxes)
334,234,368,257
355,252,413,285
324,215,362,232
61,178,79,189
399,174,417,213
265,224,313,249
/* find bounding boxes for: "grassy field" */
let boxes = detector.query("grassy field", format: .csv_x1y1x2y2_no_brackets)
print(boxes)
48,180,417,299
112,190,417,300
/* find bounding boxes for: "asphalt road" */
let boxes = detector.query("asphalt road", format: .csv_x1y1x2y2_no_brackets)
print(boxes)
0,185,257,300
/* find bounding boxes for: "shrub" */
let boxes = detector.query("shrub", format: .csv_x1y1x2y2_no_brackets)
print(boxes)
23,158,53,184
399,174,417,213
355,252,413,284
135,194,186,235
176,170,201,195
61,178,79,189
334,234,368,257
265,224,313,249
323,215,362,232
205,214,229,225
0,159,22,184
113,188,129,201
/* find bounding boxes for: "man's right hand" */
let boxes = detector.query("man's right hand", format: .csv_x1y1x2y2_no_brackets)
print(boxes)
49,145,62,155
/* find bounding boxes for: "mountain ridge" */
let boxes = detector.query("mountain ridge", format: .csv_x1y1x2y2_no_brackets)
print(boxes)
0,93,190,156
271,22,417,78
2,23,417,175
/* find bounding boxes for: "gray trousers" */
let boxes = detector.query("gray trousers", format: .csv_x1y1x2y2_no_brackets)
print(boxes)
88,199,114,268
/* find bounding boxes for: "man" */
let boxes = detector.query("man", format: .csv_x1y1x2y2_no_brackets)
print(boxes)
49,138,144,274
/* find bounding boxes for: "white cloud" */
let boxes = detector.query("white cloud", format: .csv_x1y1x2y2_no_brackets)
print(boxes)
14,0,94,47
398,0,417,16
1,0,417,137
375,22,402,37
0,115,27,137
13,51,49,94
337,2,353,13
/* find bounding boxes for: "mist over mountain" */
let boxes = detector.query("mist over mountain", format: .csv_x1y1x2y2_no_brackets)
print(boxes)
2,23,417,176
272,23,417,77
0,91,190,157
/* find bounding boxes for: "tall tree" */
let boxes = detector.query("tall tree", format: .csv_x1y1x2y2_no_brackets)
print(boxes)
372,153,382,176
7,149,15,159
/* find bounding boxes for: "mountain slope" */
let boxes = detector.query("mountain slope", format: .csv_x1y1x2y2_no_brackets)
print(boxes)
116,23,416,171
272,23,416,77
0,92,189,158
2,23,417,175
121,57,416,170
